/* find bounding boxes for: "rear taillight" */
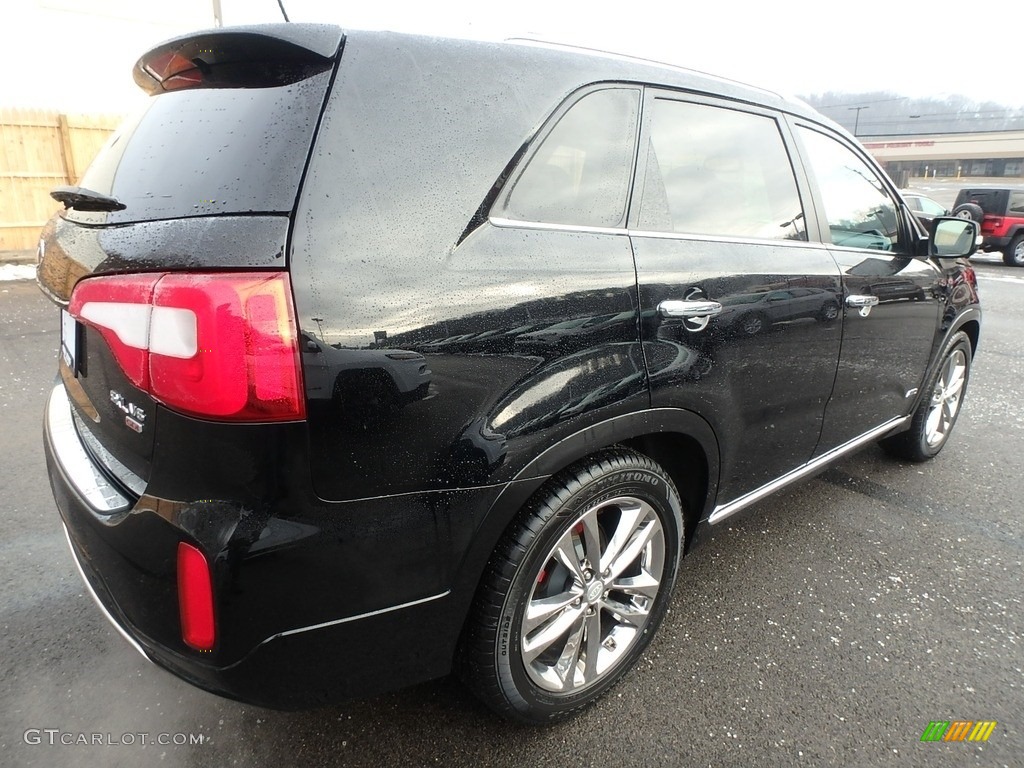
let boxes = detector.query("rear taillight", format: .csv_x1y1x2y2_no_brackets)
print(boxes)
177,542,215,651
68,272,305,422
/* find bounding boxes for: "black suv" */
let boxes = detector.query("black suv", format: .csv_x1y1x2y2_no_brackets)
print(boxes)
39,24,981,724
953,186,1024,266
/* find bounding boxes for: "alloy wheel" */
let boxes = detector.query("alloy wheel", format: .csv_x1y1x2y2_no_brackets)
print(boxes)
925,348,967,448
520,495,665,693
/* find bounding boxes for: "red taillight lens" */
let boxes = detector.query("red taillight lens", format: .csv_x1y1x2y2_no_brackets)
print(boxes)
68,272,305,422
177,542,215,651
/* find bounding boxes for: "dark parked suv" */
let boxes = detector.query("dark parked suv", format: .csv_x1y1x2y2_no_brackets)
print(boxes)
39,24,981,724
953,186,1024,266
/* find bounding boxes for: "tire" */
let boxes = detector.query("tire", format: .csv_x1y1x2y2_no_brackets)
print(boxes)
459,448,684,724
818,301,840,322
952,203,983,223
881,331,972,462
1002,234,1024,267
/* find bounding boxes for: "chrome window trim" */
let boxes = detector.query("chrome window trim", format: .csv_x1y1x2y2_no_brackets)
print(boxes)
62,523,153,664
46,383,130,513
709,416,909,525
627,227,820,249
488,216,824,250
488,216,627,236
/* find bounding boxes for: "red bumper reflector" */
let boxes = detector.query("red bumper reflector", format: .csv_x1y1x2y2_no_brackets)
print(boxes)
177,542,215,651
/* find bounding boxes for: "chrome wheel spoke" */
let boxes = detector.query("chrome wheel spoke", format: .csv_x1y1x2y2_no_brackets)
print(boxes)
600,501,646,574
943,399,956,423
523,603,585,663
602,595,651,627
579,512,602,573
524,590,583,634
925,404,943,440
610,569,661,600
552,613,586,688
582,610,603,683
607,517,661,581
944,363,965,401
553,532,586,584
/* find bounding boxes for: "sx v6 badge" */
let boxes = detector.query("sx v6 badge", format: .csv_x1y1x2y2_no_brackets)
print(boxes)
110,389,146,434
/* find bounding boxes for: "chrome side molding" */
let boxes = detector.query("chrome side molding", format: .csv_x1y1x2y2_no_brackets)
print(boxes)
709,416,909,525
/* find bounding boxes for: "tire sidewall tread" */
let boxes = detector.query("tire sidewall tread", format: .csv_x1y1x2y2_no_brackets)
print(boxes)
881,331,972,462
459,448,683,724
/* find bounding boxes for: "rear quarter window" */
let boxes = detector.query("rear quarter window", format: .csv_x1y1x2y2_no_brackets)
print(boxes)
500,87,640,228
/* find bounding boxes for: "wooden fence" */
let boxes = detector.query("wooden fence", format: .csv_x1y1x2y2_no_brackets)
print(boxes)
0,109,122,250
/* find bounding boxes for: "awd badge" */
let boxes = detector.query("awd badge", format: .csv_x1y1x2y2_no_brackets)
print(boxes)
109,390,146,434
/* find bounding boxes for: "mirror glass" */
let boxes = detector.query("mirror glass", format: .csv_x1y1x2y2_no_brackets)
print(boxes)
933,219,977,257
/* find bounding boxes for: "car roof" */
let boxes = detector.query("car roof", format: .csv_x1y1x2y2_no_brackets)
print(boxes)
351,28,829,123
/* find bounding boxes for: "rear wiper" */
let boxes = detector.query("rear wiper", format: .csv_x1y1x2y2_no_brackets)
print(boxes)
50,185,127,212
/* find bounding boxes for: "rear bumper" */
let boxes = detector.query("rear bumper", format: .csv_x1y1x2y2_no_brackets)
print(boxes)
60,504,458,709
980,235,1012,251
60,522,152,663
44,381,477,708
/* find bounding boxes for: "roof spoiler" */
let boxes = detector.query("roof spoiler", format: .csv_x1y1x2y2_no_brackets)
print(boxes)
133,24,344,95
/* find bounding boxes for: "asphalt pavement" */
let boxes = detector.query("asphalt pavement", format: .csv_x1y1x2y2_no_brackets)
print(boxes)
0,262,1021,768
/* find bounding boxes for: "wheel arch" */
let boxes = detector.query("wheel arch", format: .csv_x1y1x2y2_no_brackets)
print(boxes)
958,316,981,357
449,408,719,640
903,313,979,422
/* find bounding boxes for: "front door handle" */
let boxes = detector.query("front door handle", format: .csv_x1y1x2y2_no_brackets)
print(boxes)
846,294,879,318
658,299,723,318
846,295,879,308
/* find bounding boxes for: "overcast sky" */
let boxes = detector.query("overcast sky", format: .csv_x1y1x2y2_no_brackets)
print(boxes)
4,0,1023,114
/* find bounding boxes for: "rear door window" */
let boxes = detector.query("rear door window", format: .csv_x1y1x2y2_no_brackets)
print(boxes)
635,98,806,241
500,88,640,228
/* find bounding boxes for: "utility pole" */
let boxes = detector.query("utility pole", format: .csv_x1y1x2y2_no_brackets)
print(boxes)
212,0,222,27
848,105,869,136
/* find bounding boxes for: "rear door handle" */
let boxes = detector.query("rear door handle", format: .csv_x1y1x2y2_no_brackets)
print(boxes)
657,300,723,318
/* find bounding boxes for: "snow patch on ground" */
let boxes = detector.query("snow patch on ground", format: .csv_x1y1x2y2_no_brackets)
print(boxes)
0,264,36,282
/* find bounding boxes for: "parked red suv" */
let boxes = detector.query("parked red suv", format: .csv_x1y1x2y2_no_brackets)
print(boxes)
953,186,1024,266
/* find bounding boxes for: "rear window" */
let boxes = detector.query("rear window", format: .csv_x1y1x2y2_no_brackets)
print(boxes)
69,69,333,225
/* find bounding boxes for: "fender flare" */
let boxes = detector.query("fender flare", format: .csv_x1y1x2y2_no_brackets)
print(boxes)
448,407,720,603
907,308,981,417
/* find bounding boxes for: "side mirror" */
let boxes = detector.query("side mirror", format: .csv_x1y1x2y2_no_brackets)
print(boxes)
930,217,978,258
306,339,320,353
